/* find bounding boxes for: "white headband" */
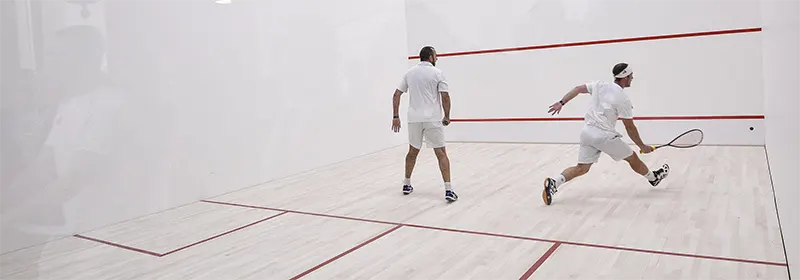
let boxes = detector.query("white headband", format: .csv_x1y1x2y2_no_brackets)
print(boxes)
614,65,633,78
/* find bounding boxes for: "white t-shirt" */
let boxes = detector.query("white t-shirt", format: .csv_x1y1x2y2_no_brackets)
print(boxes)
583,80,634,134
397,61,449,123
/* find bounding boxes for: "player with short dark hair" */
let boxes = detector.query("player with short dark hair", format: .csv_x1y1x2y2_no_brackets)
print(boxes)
392,46,458,202
418,46,437,66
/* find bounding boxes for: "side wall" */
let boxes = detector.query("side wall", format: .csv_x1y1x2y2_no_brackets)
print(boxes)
404,0,764,145
0,0,409,254
761,0,800,276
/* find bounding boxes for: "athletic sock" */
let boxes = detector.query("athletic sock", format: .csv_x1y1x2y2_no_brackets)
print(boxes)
644,170,656,181
403,178,411,186
554,174,566,187
444,182,452,191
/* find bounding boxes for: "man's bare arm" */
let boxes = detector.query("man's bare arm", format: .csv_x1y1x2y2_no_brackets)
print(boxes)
393,89,402,117
440,91,450,119
622,118,647,148
559,84,590,105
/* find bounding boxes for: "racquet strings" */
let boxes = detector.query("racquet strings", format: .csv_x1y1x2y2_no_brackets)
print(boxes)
667,129,703,148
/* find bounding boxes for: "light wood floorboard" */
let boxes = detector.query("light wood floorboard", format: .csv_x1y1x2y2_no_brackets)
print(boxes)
533,243,788,279
1,143,787,279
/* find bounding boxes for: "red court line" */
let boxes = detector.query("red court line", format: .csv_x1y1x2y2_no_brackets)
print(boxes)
557,240,786,267
74,211,288,257
290,225,403,280
161,211,288,256
74,234,163,257
203,200,399,226
406,224,787,267
408,27,762,59
201,200,788,267
519,242,562,280
450,115,765,123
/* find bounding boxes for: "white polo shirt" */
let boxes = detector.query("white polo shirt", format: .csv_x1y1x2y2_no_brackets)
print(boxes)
583,80,634,134
397,61,449,123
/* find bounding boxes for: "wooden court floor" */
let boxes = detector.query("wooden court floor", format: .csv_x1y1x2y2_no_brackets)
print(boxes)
0,143,790,279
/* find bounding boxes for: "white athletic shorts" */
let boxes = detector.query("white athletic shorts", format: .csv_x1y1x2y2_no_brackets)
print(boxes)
408,121,445,149
578,126,634,164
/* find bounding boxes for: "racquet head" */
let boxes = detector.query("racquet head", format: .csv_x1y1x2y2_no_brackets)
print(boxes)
665,128,703,148
640,129,704,154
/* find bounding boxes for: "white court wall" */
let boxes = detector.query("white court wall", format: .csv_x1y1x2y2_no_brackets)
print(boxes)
761,0,800,276
0,0,409,254
404,0,765,146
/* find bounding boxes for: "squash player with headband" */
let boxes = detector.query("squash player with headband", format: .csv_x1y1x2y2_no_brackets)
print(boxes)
541,63,670,206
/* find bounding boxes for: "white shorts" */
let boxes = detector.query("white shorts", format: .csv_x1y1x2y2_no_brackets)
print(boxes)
578,126,634,164
408,121,445,149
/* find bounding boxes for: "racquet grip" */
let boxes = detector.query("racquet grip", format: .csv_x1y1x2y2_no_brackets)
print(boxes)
639,145,656,154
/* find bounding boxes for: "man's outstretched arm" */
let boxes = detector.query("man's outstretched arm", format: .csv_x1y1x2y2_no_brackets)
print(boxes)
560,84,590,105
548,84,590,115
619,102,653,153
622,118,647,148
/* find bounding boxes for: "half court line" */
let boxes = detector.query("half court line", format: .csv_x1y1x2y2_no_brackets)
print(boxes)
289,225,403,280
519,242,562,280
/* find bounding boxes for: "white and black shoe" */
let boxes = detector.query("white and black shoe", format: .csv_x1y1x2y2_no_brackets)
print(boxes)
542,177,558,205
403,185,413,195
649,163,670,187
445,190,458,202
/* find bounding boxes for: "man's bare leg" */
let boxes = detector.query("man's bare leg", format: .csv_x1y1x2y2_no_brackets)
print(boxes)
543,163,592,205
405,145,420,180
623,152,670,186
402,145,420,194
434,146,458,202
433,147,450,184
561,163,592,182
623,152,649,176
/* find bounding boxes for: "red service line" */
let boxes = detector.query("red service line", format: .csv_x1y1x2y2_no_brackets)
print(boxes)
74,211,288,257
519,242,562,280
290,225,403,280
408,27,762,59
201,200,788,268
450,115,765,123
73,234,163,257
161,211,288,256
